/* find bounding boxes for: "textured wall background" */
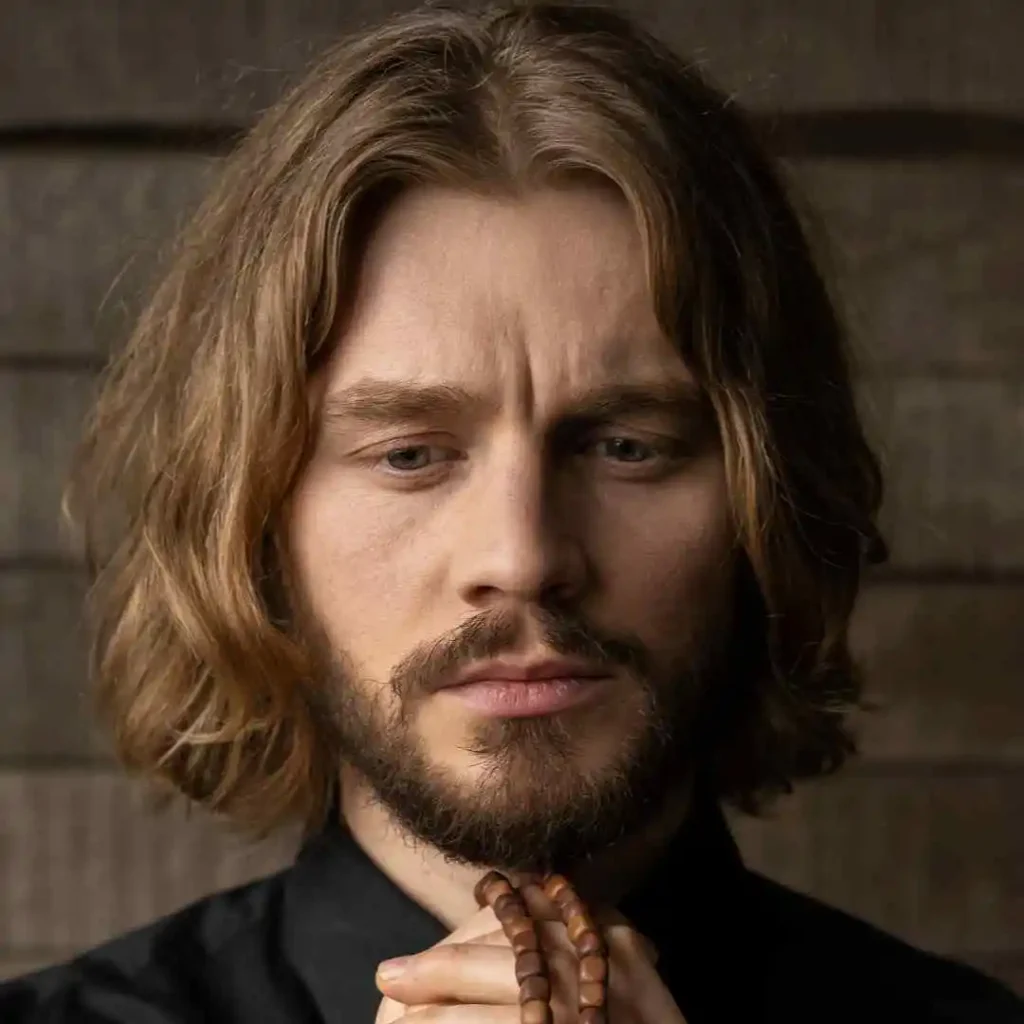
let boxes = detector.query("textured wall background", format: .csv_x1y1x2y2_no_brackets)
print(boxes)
0,0,1021,994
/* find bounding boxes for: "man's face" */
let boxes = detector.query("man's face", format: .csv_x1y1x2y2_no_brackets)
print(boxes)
287,182,737,872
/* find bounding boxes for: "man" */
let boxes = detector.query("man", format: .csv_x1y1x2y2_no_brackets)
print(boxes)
2,2,1020,1021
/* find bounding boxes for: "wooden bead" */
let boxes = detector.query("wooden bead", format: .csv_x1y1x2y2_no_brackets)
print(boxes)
507,918,534,941
567,913,594,944
495,899,527,925
474,870,512,906
510,928,539,955
521,999,552,1024
575,929,605,956
557,896,586,920
579,1008,606,1024
552,886,578,908
579,954,607,983
515,950,545,982
519,975,551,1003
579,981,606,1008
543,874,570,900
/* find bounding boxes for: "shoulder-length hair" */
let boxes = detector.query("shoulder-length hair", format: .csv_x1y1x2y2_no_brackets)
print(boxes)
64,0,886,838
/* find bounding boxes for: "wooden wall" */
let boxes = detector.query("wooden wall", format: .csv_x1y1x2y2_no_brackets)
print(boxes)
1,0,1022,994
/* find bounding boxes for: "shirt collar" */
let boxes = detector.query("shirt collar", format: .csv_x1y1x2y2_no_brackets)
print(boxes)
281,786,749,1023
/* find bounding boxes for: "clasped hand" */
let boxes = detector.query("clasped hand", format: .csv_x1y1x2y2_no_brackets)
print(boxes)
375,882,686,1023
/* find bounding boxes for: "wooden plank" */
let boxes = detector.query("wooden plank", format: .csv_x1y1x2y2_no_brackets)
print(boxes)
0,371,94,560
0,572,106,762
730,771,1023,954
1,1,1022,123
793,160,1024,375
2,156,1022,374
865,379,1024,572
3,371,1021,568
0,770,1017,965
0,154,213,359
0,772,296,952
850,583,1024,762
2,573,1021,764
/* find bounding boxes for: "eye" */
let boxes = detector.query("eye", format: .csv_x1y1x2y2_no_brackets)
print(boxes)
378,445,452,473
593,436,659,463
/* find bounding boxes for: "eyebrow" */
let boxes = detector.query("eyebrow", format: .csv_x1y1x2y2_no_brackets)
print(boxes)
320,377,708,430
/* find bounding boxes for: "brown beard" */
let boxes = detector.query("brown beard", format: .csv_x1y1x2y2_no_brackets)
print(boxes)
290,596,730,875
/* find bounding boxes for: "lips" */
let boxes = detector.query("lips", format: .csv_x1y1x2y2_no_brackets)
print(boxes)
440,674,613,717
449,657,611,688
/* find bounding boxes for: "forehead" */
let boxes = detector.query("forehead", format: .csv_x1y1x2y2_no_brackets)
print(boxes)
320,183,692,402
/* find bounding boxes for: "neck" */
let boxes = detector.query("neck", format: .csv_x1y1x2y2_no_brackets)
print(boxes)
339,764,694,930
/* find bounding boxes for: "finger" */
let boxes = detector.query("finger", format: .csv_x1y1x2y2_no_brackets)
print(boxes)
376,942,517,1005
604,926,686,1024
396,1006,518,1023
588,902,660,966
374,993,408,1024
441,904,503,945
517,881,564,923
602,917,659,966
472,920,571,956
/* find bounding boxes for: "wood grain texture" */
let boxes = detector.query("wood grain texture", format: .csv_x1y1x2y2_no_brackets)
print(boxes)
866,379,1024,572
0,371,94,560
850,583,1024,762
0,770,1018,983
792,160,1024,376
0,154,213,359
730,771,1023,954
0,772,296,952
2,159,1023,371
3,371,1021,568
0,571,106,762
1,0,1023,123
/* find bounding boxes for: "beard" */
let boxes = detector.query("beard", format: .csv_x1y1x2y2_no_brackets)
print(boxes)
290,593,730,876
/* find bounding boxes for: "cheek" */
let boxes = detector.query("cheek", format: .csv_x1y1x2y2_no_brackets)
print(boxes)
286,472,433,644
597,471,735,638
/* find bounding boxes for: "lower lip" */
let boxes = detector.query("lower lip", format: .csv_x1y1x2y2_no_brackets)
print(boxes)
441,677,612,717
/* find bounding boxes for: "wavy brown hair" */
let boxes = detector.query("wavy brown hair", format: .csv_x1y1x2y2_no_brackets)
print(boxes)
63,0,887,838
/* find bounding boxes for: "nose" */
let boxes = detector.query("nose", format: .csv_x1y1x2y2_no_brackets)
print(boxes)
450,445,588,610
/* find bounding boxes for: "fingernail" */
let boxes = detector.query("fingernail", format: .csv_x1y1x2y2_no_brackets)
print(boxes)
377,957,409,981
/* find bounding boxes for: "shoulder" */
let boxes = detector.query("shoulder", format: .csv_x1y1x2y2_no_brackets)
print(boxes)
0,869,294,1023
746,871,1024,1022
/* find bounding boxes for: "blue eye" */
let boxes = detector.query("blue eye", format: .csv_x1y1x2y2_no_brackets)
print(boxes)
381,445,444,472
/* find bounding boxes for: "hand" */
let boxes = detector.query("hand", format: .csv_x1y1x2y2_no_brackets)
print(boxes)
374,883,686,1023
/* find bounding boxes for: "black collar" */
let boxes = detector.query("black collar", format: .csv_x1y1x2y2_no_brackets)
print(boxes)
281,790,753,1023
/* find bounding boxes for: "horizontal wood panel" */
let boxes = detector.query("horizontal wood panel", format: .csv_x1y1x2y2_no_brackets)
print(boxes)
1,572,1021,763
1,0,1022,123
730,772,1023,954
850,583,1024,761
0,154,213,359
0,773,296,952
866,379,1024,571
2,156,1023,373
0,572,105,762
793,161,1024,375
0,371,94,559
0,771,1017,970
3,372,1021,568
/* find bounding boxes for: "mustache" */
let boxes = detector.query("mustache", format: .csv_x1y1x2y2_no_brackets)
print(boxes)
387,604,652,704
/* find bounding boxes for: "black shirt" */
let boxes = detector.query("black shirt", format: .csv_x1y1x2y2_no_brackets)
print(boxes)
1,795,1021,1023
